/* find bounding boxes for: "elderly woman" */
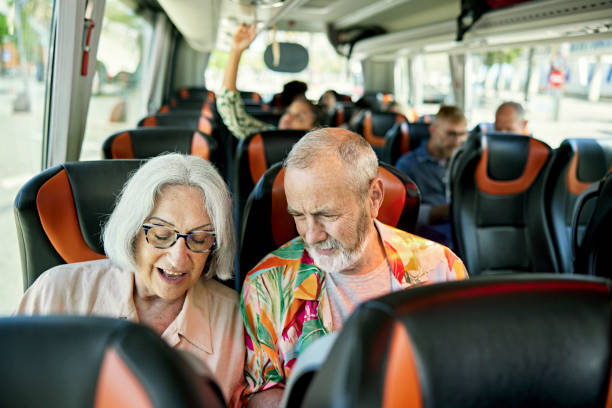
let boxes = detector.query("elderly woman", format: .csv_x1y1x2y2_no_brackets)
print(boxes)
16,153,244,405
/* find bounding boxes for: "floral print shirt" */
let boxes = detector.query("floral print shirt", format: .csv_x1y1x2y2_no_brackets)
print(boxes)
240,220,467,401
216,88,275,140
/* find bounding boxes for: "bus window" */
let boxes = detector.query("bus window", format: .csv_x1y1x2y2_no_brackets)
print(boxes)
468,42,612,147
0,0,53,314
80,0,152,160
205,30,362,102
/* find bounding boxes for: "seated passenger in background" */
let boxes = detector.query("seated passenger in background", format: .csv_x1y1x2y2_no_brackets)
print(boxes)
16,154,244,405
276,80,308,110
395,106,468,248
217,24,326,140
319,89,339,114
383,100,418,122
494,101,528,134
347,96,374,129
241,128,467,407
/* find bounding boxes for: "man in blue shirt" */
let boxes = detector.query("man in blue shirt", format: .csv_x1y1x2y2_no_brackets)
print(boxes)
395,106,467,248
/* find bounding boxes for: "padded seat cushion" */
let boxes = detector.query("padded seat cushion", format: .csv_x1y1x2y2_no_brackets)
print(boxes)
14,160,144,289
302,275,612,408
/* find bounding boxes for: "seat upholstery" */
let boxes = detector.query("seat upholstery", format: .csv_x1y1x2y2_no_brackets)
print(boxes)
102,128,219,167
353,110,407,149
328,102,355,127
238,162,420,288
14,160,144,289
174,86,216,102
450,132,557,274
383,121,430,165
302,275,612,408
473,121,494,133
242,109,282,125
137,112,214,136
0,316,225,408
239,91,263,106
573,172,612,276
417,114,434,123
233,129,306,225
543,138,612,273
158,100,215,118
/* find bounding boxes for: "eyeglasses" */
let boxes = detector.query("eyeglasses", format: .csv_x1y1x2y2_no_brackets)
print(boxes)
142,224,216,253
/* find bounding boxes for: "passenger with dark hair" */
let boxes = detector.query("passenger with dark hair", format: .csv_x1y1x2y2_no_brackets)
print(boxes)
395,105,468,248
319,89,339,114
279,80,308,108
217,24,326,140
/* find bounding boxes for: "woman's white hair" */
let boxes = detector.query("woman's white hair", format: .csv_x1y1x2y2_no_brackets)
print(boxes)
284,128,379,197
103,153,235,281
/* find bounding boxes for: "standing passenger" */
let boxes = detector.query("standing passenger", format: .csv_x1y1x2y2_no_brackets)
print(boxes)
240,128,467,407
16,154,245,405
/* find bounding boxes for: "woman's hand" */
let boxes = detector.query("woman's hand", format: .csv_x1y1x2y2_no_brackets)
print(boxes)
232,23,257,53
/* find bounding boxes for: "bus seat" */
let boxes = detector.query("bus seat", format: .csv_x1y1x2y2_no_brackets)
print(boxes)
158,100,215,119
328,102,355,127
417,114,434,123
174,86,216,102
137,112,214,136
102,128,221,170
450,132,557,274
383,121,430,165
14,160,144,289
544,138,612,273
242,109,283,126
233,130,306,228
353,110,407,153
240,91,263,106
473,121,494,133
238,162,420,289
337,93,352,102
301,275,612,408
0,316,225,408
573,171,612,276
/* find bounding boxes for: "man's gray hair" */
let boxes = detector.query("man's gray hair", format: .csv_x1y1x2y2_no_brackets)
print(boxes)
283,128,378,196
102,153,235,280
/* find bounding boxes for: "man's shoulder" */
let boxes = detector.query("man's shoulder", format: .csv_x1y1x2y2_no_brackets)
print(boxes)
395,150,419,167
243,237,306,284
379,222,464,276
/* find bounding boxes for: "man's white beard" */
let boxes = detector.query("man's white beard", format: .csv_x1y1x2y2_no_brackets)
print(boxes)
306,228,370,273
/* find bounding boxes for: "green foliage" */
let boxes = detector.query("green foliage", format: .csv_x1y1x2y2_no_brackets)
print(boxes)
483,49,522,66
104,0,141,28
0,13,9,40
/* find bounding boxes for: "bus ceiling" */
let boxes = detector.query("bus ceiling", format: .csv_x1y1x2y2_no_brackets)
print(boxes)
352,0,612,60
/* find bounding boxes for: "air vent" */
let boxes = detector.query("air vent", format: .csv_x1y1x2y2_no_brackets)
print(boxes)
471,0,612,32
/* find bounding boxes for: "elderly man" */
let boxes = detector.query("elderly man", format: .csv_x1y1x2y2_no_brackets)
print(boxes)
494,101,528,134
240,128,467,407
395,105,468,248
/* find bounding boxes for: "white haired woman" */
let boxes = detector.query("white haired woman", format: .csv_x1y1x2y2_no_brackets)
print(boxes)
16,153,244,405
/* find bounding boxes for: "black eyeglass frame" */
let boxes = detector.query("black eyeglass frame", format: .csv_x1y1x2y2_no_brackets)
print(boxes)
141,223,216,253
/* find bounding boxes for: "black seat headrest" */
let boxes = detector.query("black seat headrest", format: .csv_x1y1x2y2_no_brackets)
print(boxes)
303,275,612,408
0,316,225,408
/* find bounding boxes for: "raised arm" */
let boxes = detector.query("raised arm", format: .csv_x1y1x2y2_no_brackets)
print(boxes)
217,23,274,139
223,23,257,92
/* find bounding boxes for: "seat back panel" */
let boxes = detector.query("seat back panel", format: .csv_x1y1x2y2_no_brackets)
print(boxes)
36,169,106,263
